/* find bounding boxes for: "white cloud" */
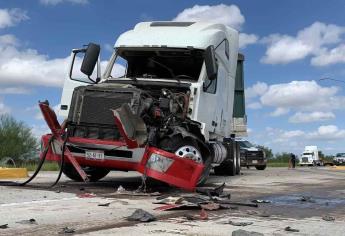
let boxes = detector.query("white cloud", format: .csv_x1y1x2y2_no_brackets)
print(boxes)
239,33,258,49
289,111,335,123
30,124,50,138
0,101,10,115
0,8,28,28
309,125,345,140
311,44,345,66
270,107,290,117
39,0,88,5
173,4,245,30
0,87,32,94
260,80,344,112
245,82,268,99
261,22,345,65
247,102,262,110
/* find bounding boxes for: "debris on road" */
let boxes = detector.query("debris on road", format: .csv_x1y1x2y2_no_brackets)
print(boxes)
252,199,271,203
232,229,264,236
199,209,208,220
115,185,161,196
200,202,220,211
285,226,300,232
98,202,111,207
259,211,271,217
299,196,315,203
0,224,9,229
127,209,156,222
16,218,37,225
77,193,96,198
322,215,335,221
196,183,231,198
227,220,253,226
58,227,76,234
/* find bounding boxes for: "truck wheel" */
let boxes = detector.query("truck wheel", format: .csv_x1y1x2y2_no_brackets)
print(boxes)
61,164,110,182
214,142,236,176
255,165,266,170
235,142,241,175
159,136,211,186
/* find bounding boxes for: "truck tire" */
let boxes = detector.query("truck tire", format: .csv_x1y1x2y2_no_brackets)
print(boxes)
214,142,236,176
159,136,211,186
61,164,110,182
235,142,241,175
255,165,266,170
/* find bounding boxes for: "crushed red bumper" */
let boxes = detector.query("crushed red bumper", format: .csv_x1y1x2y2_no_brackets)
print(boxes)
41,134,204,191
39,101,204,191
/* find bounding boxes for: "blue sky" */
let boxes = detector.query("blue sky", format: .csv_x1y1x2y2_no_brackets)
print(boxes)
0,0,345,155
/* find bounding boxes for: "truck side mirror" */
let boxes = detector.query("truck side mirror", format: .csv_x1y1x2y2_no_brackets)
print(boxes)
205,45,218,80
81,43,100,77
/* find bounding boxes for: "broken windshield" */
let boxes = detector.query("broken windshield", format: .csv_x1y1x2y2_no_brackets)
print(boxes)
108,48,204,81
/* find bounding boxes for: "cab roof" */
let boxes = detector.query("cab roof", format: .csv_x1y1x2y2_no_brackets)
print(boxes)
115,21,239,50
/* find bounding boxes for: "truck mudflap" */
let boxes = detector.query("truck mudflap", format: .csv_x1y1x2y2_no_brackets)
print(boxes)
39,102,204,191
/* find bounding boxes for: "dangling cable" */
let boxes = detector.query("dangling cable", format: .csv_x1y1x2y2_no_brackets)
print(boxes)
50,134,68,188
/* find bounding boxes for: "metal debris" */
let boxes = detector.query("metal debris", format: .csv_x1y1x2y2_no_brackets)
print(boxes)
300,196,315,203
228,220,253,226
0,224,8,229
252,199,271,203
98,202,110,207
16,218,37,225
127,209,156,222
285,226,300,232
58,227,76,234
232,229,264,236
322,215,335,221
196,182,229,198
116,185,160,196
154,196,184,205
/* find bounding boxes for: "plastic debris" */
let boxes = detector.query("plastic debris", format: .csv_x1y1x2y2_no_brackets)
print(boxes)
0,224,8,229
285,226,300,232
58,227,76,234
127,209,156,222
77,193,96,198
228,220,253,226
322,215,335,221
16,218,37,225
200,202,220,211
299,196,315,203
232,229,264,236
251,199,271,203
199,208,208,220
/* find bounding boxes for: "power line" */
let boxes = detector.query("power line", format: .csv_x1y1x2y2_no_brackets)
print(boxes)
319,77,345,83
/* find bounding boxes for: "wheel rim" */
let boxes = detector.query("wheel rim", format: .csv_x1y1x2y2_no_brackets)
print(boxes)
175,145,202,163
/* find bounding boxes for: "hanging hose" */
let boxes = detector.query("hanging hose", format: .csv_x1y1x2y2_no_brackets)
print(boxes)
50,134,68,188
0,136,54,186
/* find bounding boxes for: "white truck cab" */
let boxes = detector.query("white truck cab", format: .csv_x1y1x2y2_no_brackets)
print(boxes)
48,21,247,187
299,146,321,166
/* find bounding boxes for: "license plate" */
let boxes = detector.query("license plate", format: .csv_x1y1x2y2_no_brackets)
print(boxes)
252,160,258,164
85,150,104,160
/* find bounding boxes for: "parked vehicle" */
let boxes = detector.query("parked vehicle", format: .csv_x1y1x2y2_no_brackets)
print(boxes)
237,139,266,170
334,153,345,165
40,22,247,190
299,146,322,166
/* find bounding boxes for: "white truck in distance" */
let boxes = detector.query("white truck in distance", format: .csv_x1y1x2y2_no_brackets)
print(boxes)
299,146,321,166
41,21,247,189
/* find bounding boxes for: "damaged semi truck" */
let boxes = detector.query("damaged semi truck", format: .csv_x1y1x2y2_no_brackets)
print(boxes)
40,22,247,190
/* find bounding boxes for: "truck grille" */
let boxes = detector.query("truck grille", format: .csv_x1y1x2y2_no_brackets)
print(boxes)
302,157,308,163
67,85,141,140
245,151,264,160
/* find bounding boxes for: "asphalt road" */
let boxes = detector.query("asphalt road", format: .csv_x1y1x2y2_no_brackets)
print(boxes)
1,167,345,236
